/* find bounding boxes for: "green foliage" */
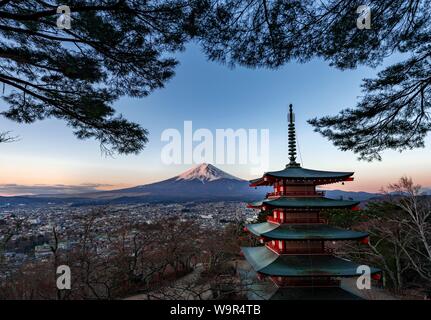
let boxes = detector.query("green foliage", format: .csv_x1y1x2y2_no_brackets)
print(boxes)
324,208,367,229
363,201,403,220
256,210,269,223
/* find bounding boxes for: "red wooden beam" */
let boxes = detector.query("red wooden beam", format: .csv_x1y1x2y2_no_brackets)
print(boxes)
360,236,369,245
372,273,382,281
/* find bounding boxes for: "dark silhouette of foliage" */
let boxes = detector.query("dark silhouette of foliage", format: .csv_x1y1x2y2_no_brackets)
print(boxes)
1,1,430,158
196,0,431,160
0,0,207,154
0,131,16,142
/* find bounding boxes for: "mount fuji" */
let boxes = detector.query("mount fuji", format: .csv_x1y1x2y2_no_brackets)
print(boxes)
174,163,243,182
0,164,382,206
0,164,267,206
96,163,266,202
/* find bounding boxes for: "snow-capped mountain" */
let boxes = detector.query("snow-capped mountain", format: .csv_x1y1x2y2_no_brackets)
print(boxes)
27,163,267,204
175,163,243,183
106,163,259,201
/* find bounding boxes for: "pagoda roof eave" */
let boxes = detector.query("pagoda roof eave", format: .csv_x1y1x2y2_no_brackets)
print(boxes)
249,166,354,186
246,222,369,241
248,197,360,209
241,246,381,277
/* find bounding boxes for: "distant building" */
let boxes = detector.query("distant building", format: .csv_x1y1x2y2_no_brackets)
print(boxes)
34,243,52,258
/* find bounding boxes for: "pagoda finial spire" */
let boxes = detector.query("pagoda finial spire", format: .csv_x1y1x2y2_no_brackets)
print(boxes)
287,104,300,167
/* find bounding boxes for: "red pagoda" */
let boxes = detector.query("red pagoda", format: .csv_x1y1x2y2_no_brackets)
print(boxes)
242,105,381,300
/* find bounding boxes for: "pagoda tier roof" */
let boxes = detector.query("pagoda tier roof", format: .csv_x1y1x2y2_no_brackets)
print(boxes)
248,197,359,209
250,166,354,186
241,246,380,277
246,222,368,241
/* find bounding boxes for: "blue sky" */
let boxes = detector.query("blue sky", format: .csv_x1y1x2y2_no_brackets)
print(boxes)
0,43,430,195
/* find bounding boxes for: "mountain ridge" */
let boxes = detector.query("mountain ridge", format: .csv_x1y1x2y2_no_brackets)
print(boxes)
0,164,385,206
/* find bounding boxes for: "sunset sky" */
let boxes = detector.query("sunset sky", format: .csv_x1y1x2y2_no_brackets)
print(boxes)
0,44,430,196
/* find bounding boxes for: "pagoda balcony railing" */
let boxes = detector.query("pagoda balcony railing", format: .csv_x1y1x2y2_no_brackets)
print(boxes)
270,276,340,288
266,242,328,255
267,216,280,224
266,191,325,198
267,217,327,224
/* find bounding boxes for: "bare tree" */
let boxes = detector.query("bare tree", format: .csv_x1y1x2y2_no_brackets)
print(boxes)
386,177,431,282
329,177,431,295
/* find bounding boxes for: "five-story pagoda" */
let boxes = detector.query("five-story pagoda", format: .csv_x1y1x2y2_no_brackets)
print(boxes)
242,105,381,299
